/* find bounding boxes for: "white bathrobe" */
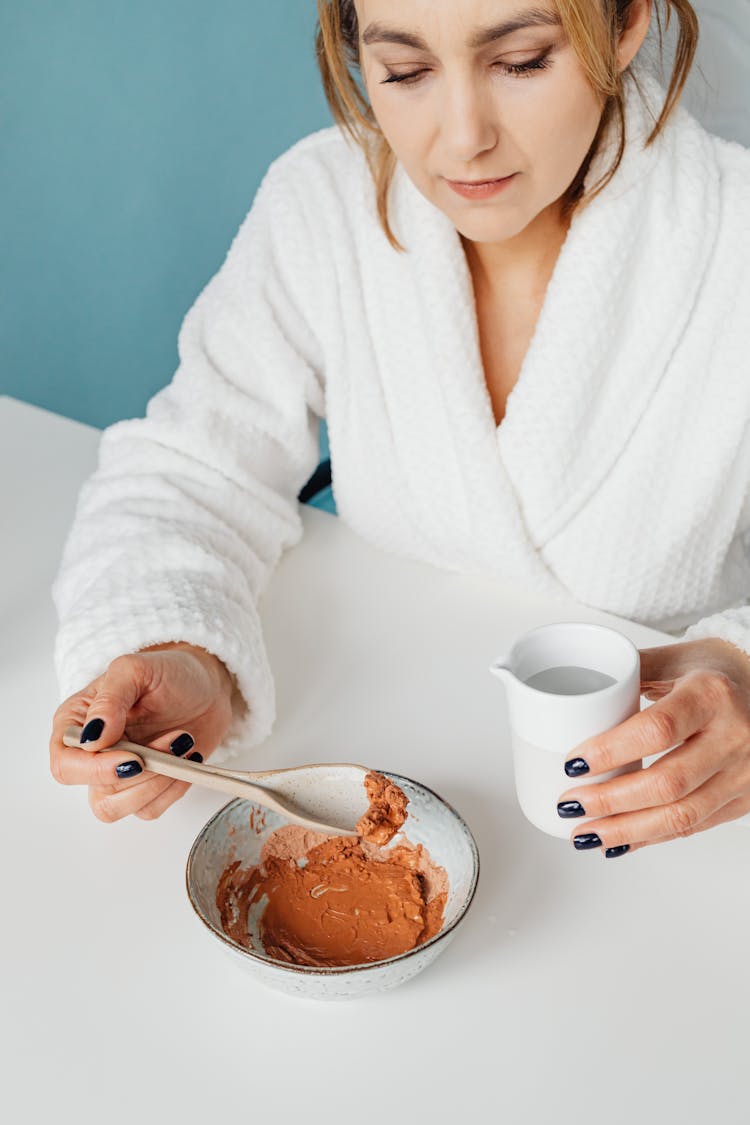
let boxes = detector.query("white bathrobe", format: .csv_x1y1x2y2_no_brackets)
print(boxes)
51,66,750,776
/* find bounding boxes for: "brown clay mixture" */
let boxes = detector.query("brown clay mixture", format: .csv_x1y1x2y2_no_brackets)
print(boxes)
216,770,448,967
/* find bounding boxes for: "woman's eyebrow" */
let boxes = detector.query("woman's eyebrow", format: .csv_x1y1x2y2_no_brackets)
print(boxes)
361,8,562,51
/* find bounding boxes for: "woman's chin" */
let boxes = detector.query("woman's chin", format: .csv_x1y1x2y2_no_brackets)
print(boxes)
446,208,530,245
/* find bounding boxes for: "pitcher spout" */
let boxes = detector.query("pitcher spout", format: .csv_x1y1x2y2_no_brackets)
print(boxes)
488,660,515,685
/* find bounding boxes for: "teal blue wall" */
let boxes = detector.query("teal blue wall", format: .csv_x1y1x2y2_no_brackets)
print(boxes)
2,1,334,437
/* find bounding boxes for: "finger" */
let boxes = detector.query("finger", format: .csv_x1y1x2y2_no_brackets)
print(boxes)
50,691,99,765
639,645,683,682
564,671,733,777
52,689,93,729
50,745,146,788
568,765,747,851
626,793,750,852
135,779,191,821
51,693,146,785
72,654,157,751
143,729,197,758
639,641,723,683
88,774,182,823
558,728,734,820
643,686,673,700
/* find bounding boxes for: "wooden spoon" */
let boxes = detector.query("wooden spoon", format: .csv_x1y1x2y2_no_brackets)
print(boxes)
63,724,370,836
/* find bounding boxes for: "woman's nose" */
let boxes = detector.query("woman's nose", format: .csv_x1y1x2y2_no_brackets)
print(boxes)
439,81,498,165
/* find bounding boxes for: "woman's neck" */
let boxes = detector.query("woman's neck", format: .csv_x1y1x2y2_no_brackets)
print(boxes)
460,197,571,301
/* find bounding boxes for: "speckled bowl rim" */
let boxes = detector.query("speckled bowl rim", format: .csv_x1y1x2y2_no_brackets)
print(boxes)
185,770,480,976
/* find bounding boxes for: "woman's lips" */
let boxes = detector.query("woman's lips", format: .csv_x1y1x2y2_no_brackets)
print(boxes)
445,174,517,199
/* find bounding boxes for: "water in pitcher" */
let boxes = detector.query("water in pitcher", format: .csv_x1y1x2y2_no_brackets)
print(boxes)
523,665,617,695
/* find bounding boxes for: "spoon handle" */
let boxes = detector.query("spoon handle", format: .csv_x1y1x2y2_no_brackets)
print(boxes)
62,724,289,814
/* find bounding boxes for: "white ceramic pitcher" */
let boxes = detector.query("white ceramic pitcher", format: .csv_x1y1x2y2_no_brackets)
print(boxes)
489,622,642,839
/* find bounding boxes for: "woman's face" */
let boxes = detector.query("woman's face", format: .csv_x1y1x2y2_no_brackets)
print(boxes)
355,0,644,243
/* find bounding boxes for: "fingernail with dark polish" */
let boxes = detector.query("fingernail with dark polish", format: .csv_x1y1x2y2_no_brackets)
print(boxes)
187,751,203,763
605,845,630,859
115,761,143,779
169,732,194,756
558,800,586,818
80,717,105,744
565,758,590,777
573,833,602,850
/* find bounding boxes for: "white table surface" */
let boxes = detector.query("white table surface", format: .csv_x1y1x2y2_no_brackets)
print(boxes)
1,394,747,1124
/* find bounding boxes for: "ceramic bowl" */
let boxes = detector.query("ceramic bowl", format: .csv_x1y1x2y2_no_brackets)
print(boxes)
186,771,479,1000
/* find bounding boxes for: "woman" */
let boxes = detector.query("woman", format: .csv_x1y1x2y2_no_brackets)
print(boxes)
49,0,750,854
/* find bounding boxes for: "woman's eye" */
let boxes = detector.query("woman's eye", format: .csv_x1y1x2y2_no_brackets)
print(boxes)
381,68,429,86
381,51,552,86
500,52,552,78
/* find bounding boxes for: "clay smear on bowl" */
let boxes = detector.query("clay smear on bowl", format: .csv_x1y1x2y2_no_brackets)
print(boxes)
216,771,449,968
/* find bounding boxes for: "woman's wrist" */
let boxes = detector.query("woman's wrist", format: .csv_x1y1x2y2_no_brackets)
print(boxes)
702,636,750,671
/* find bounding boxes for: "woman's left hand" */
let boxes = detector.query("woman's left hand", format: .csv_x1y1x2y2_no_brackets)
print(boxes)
557,637,750,856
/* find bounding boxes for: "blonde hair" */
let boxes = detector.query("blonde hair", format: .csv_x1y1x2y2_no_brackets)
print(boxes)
315,1,699,251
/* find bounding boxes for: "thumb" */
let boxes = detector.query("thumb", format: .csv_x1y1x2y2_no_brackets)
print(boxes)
78,654,150,751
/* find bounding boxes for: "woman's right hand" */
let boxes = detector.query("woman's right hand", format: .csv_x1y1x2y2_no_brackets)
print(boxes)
49,642,236,822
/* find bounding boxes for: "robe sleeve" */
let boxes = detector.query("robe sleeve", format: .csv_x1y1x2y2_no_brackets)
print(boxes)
50,156,326,761
680,606,750,661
